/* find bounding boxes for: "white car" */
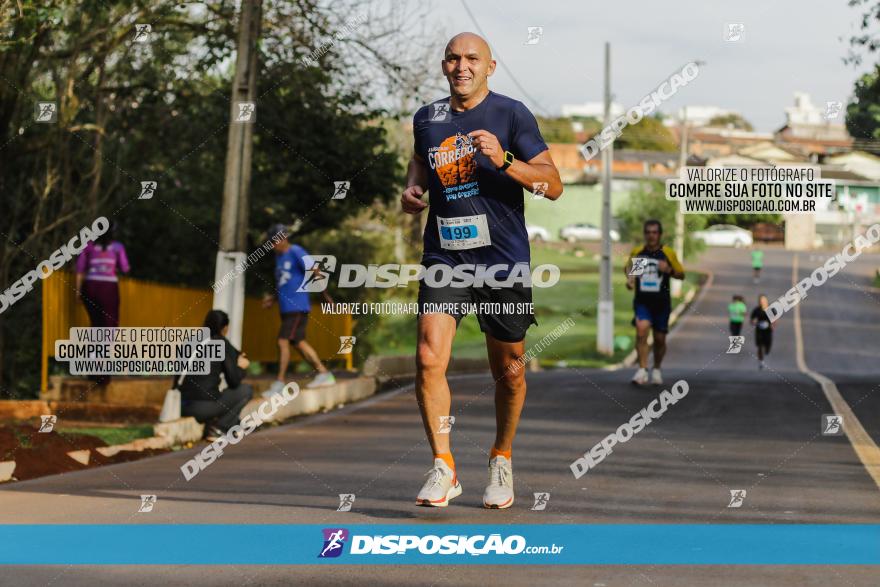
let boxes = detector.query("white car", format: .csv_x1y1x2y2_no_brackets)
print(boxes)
693,224,754,248
559,222,620,243
526,224,550,242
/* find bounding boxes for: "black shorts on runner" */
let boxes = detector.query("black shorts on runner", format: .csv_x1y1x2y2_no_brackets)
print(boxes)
417,280,537,343
755,328,772,352
729,321,743,336
279,312,309,343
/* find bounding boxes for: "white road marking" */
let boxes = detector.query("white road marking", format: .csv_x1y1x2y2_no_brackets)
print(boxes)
791,255,880,490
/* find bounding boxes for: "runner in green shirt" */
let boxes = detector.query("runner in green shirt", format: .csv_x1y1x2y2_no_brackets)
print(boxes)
751,249,764,284
728,295,747,336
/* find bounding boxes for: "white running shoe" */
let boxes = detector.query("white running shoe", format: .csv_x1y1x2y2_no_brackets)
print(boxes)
262,380,285,399
650,368,663,385
631,367,649,386
307,371,336,388
483,455,514,509
416,458,461,507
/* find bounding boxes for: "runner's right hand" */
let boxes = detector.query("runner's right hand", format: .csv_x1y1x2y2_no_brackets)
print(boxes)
401,185,428,214
626,276,635,290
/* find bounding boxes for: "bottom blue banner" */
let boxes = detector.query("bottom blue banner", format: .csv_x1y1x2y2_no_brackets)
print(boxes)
0,524,877,565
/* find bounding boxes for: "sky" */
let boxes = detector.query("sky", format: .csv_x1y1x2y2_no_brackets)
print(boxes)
414,0,875,131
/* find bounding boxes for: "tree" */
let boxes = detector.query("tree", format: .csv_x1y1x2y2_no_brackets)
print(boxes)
616,116,677,152
846,66,880,141
706,113,753,131
616,180,706,257
536,117,576,143
0,0,434,397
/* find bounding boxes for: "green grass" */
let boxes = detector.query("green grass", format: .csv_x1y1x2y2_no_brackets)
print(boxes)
59,424,154,447
360,244,702,367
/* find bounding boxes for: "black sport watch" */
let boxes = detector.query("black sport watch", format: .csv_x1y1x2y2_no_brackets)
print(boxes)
498,150,514,171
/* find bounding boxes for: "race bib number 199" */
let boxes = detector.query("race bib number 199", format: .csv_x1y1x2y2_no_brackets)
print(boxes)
437,214,491,250
638,258,662,292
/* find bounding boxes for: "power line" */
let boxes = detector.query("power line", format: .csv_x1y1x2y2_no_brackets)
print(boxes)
458,0,551,117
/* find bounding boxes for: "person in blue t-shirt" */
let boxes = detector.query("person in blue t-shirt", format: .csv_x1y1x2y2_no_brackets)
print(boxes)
401,32,563,510
262,224,335,395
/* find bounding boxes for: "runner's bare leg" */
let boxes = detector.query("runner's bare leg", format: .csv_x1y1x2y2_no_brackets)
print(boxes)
295,340,328,373
486,334,527,452
652,330,667,368
635,319,652,369
416,313,458,454
276,339,290,381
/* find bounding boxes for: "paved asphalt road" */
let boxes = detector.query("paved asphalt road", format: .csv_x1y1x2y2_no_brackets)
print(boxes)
2,246,879,586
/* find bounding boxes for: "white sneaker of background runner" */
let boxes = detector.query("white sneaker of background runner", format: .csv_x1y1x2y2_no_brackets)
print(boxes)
650,368,663,385
262,380,285,398
483,455,514,509
416,458,461,507
631,367,649,385
307,372,336,388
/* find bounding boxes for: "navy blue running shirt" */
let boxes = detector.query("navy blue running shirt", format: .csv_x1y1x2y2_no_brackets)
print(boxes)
413,92,548,270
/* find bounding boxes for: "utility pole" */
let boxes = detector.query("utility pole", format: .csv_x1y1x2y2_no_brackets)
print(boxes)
213,0,262,348
671,106,687,298
597,42,614,356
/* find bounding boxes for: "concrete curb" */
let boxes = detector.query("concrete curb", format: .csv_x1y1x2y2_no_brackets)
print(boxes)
239,375,376,424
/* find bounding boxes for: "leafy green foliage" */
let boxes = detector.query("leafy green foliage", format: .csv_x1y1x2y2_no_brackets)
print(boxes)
616,180,706,257
616,117,678,152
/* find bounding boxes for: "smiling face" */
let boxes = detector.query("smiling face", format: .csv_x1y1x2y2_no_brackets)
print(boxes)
442,33,495,101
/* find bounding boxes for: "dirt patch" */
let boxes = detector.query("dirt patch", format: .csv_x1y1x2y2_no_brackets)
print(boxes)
0,424,170,482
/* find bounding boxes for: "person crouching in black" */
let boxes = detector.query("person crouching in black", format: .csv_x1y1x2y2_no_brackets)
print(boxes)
177,310,253,441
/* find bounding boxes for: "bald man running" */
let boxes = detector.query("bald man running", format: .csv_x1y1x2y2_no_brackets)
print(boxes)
402,32,563,508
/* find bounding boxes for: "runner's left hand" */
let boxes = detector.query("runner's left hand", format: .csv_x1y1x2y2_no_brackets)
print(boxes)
658,260,670,274
468,130,505,168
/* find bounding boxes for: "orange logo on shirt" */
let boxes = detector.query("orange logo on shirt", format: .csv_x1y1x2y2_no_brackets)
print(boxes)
428,133,477,188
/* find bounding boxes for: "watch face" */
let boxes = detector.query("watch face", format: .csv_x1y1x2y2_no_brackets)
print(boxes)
504,151,514,164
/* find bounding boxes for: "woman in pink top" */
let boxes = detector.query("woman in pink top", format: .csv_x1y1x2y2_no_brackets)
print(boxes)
75,226,130,384
75,227,130,325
